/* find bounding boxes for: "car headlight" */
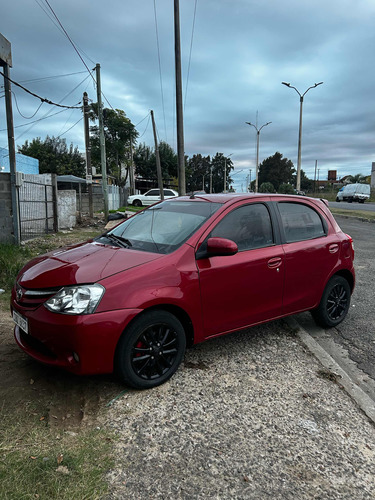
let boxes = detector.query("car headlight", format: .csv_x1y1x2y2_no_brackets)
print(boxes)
44,284,105,315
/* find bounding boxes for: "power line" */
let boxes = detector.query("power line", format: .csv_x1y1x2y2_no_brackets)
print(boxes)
138,114,151,139
0,70,82,109
56,117,83,138
153,0,167,141
11,91,44,119
0,108,69,132
184,0,198,112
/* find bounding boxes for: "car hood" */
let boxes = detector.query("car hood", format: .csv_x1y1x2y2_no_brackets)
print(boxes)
18,240,162,289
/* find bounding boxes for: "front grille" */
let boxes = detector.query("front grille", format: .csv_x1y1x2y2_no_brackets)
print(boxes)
16,285,61,309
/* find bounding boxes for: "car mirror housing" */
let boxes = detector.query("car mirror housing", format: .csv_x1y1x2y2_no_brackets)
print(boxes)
197,237,238,259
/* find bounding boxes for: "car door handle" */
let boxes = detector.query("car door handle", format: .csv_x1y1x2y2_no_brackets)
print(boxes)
329,244,339,254
268,257,282,269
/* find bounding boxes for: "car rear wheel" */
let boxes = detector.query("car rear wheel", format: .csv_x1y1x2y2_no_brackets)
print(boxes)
115,311,186,389
133,199,142,207
311,276,351,328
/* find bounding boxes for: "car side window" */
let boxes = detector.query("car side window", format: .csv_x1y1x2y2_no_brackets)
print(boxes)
277,202,326,243
210,203,274,251
164,190,175,196
146,190,159,196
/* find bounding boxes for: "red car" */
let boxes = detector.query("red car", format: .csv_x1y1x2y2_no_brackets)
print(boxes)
11,194,355,389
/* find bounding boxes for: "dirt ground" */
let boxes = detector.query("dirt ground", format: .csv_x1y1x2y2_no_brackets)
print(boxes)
0,221,124,431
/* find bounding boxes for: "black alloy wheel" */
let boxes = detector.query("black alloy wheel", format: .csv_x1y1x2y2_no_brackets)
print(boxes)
312,276,351,328
115,311,186,389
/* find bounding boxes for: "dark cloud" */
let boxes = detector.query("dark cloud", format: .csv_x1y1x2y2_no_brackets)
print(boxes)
1,0,374,190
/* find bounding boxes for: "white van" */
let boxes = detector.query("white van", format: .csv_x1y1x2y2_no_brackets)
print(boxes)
336,183,370,203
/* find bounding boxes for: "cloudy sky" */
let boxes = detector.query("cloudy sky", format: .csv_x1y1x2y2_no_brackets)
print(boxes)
1,0,375,191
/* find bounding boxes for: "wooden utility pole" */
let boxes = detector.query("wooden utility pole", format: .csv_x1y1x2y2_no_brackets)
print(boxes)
129,138,135,195
83,92,93,217
151,110,164,201
0,33,20,244
174,0,185,196
95,63,108,219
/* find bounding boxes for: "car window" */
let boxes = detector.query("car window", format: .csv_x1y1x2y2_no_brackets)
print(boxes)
277,202,326,243
210,203,274,251
146,190,159,196
164,190,175,196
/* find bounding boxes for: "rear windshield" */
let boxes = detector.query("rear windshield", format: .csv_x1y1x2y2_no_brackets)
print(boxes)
96,201,222,254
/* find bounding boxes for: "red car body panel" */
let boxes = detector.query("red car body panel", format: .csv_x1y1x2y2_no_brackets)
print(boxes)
11,193,355,377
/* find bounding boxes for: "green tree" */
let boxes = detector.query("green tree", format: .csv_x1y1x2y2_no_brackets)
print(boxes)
210,153,234,193
89,105,138,185
348,173,367,184
259,182,276,193
278,183,295,194
18,136,85,177
186,154,211,192
258,152,295,191
133,141,178,181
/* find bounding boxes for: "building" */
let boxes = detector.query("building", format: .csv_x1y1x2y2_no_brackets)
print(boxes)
0,149,39,174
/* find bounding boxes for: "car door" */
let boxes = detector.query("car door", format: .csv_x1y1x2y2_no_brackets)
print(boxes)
196,202,284,338
274,200,340,314
144,189,160,205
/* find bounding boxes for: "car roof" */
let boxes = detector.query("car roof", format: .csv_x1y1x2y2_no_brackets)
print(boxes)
173,192,327,206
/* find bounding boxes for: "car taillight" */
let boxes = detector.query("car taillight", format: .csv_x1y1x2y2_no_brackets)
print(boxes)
345,234,354,258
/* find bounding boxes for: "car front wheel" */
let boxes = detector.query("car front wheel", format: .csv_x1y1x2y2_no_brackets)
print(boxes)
311,276,351,328
133,199,142,207
115,310,186,389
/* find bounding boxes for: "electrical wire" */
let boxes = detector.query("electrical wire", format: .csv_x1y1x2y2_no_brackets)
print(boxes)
56,116,83,138
184,0,198,112
153,0,167,141
135,112,151,128
138,114,151,139
12,91,44,119
0,71,82,109
0,108,69,132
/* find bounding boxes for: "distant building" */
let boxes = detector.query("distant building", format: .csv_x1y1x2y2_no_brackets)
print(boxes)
0,149,39,174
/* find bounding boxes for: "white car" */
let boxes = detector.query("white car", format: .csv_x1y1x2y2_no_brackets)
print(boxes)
336,183,370,203
127,188,178,207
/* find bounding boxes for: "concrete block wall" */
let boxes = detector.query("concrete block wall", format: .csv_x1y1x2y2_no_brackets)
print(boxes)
0,173,14,243
58,190,76,229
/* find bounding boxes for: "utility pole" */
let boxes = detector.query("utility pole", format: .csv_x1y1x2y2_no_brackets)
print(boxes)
129,138,135,196
1,34,20,244
314,160,318,194
174,0,185,196
95,63,108,219
150,110,164,201
83,92,93,217
210,165,213,193
246,120,271,193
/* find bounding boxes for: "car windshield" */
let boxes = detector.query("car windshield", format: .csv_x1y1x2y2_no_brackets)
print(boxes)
96,200,222,254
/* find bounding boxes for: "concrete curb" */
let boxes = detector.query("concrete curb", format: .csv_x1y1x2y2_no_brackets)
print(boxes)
286,317,375,425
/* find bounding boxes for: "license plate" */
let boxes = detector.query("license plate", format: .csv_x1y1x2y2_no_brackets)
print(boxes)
13,310,29,334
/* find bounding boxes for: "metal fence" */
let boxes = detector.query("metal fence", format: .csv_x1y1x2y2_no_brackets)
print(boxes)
17,173,58,241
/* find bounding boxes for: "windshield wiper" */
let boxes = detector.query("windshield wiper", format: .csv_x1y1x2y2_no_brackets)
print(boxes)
106,233,132,248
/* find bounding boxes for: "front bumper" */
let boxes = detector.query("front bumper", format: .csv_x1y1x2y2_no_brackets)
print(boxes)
12,304,142,375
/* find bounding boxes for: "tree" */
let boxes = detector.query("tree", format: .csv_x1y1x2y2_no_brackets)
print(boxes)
278,183,295,194
186,154,211,192
89,105,138,185
259,182,276,193
210,153,233,193
348,173,367,184
18,136,85,177
133,141,178,181
258,152,295,191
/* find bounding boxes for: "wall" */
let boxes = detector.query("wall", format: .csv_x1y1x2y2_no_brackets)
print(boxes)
0,150,39,174
58,190,76,229
0,173,13,242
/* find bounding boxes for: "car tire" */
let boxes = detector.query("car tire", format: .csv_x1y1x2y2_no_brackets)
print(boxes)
133,199,142,207
359,199,365,204
348,197,353,203
311,275,351,328
336,197,340,202
114,310,186,389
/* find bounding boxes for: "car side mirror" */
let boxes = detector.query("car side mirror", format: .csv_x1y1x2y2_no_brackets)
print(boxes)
196,237,238,259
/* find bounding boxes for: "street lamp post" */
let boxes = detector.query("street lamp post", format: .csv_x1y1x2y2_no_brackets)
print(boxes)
282,81,323,191
246,121,271,193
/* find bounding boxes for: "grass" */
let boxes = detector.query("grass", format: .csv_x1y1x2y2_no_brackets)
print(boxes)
0,405,114,500
330,207,375,221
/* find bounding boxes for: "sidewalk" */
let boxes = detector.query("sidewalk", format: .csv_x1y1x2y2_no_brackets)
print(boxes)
105,319,375,499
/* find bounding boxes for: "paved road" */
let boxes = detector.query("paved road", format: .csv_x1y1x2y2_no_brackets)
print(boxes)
296,215,375,400
329,201,375,212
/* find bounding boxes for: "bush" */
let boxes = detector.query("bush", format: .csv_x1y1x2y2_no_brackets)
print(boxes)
259,182,275,193
278,183,295,194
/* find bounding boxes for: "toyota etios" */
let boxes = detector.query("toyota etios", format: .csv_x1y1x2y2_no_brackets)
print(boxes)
11,194,355,389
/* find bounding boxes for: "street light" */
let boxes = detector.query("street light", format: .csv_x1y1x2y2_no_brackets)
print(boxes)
282,81,323,191
224,153,233,193
246,121,271,193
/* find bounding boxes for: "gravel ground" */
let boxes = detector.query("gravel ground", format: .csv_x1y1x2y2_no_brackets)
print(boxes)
105,320,375,499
